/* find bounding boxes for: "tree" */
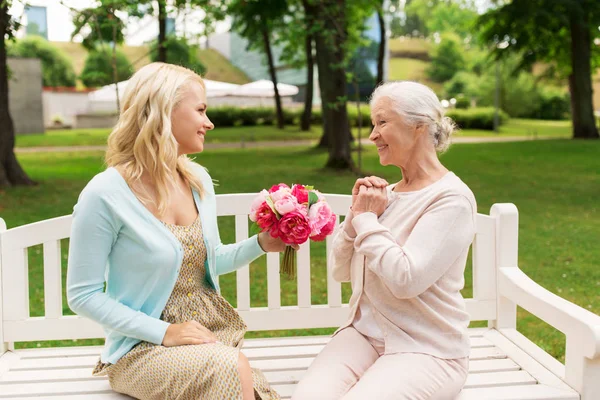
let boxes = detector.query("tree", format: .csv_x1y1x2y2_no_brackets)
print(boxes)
228,0,288,129
304,0,354,169
8,36,76,87
149,36,206,74
375,0,385,87
479,0,600,139
0,1,34,187
80,46,134,87
406,0,478,40
427,33,466,82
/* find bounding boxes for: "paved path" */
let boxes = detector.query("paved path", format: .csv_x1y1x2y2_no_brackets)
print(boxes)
14,135,565,154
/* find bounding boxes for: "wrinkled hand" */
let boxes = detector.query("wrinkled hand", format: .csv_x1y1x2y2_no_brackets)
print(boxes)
351,176,388,207
258,232,300,253
353,185,388,217
162,321,218,347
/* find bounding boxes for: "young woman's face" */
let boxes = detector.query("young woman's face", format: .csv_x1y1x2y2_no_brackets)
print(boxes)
171,80,214,155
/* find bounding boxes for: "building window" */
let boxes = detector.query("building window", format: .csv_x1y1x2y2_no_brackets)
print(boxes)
25,6,48,39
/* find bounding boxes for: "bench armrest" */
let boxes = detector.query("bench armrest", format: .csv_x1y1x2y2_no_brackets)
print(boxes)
499,267,600,359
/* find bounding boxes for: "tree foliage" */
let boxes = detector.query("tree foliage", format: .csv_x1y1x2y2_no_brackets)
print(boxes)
80,46,134,87
8,36,76,87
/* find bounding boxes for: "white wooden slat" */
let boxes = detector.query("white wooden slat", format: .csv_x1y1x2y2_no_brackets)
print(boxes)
0,216,72,251
4,316,104,342
266,252,281,309
469,359,520,374
465,299,496,321
457,384,579,400
2,247,29,321
243,344,324,360
1,368,105,383
464,370,536,388
485,329,574,392
0,379,115,398
238,305,350,331
244,336,329,349
326,215,342,308
472,215,497,304
296,242,310,308
0,359,523,387
0,351,20,377
43,240,63,319
215,193,256,216
235,215,250,311
9,343,506,372
17,346,103,359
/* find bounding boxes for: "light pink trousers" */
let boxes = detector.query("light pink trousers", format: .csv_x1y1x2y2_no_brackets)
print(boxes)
292,327,468,400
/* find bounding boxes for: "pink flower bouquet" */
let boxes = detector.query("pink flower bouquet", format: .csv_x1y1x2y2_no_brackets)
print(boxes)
249,183,337,278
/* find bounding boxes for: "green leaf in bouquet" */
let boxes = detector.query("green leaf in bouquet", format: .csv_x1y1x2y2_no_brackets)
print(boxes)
308,191,319,208
304,185,315,191
250,222,261,235
265,196,281,219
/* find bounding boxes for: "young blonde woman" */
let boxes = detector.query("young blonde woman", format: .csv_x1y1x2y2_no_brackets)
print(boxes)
66,62,289,400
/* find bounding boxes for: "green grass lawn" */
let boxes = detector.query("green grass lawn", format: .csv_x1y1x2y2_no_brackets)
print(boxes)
1,139,598,362
388,58,443,94
15,119,572,148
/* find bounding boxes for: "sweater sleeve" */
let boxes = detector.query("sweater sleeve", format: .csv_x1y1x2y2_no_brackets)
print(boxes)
351,195,475,299
195,165,265,276
330,208,357,283
66,187,170,345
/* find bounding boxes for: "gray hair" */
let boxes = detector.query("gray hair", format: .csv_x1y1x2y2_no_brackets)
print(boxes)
369,81,456,152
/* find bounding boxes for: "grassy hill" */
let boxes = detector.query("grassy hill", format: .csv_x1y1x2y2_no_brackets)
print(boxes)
51,42,250,84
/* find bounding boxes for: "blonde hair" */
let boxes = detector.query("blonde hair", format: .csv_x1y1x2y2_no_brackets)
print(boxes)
106,62,206,215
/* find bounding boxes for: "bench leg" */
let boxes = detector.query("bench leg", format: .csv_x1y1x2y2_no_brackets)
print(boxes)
565,339,600,399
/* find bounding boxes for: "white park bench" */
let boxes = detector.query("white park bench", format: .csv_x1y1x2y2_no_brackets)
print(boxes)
0,195,599,399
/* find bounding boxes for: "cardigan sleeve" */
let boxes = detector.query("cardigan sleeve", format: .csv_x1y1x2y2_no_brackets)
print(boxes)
351,195,475,299
66,186,170,345
193,164,266,276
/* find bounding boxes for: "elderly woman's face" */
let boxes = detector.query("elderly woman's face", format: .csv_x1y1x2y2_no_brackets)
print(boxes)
370,97,418,166
171,80,214,156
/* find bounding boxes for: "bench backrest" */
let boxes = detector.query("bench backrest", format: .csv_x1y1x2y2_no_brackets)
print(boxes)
0,194,501,348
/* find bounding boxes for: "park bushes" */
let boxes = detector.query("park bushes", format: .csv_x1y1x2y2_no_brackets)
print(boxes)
206,105,505,130
447,107,509,130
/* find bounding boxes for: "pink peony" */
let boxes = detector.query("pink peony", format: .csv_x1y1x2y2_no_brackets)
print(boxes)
270,187,292,202
277,211,311,245
308,201,334,236
269,183,290,193
274,194,299,215
311,214,336,242
249,189,270,222
291,184,309,204
255,202,278,233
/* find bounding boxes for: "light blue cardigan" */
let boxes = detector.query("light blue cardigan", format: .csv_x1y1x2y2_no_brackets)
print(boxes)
66,164,264,364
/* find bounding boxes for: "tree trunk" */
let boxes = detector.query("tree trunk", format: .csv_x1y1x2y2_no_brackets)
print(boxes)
311,0,354,170
376,3,385,87
301,33,314,131
568,11,599,139
261,25,284,129
157,0,167,63
0,3,35,188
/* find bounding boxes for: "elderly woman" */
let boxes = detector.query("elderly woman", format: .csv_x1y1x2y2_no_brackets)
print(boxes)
293,81,476,400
